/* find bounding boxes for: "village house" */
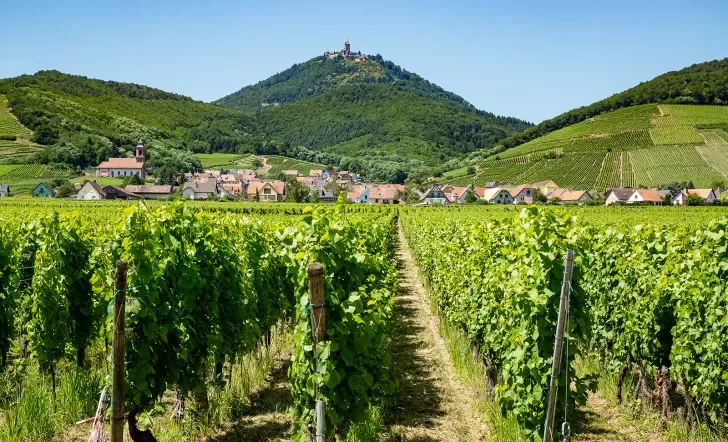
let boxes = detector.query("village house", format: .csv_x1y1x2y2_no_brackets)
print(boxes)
368,186,400,204
510,184,534,204
309,169,323,178
32,182,56,198
672,188,717,205
312,188,337,202
183,180,222,200
77,180,107,200
604,188,635,205
218,174,241,185
481,187,514,204
221,183,244,197
248,180,286,202
532,180,559,196
0,184,9,198
235,170,260,184
124,185,173,200
555,190,593,204
203,169,222,178
96,139,147,179
627,189,664,206
419,184,450,205
347,188,369,203
446,185,474,204
103,186,140,200
338,170,352,181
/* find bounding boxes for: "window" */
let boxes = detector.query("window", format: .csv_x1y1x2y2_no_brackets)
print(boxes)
111,171,115,177
263,188,271,194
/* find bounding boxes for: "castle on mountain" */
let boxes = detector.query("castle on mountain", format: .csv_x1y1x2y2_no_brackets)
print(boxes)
323,40,368,62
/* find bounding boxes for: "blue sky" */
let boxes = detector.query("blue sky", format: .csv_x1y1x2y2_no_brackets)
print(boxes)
1,0,726,123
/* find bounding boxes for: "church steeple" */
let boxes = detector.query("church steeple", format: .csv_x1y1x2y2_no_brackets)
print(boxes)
135,139,146,162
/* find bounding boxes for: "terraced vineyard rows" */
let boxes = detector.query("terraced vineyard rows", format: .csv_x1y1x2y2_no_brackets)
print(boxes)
0,164,73,194
630,145,722,188
0,95,32,139
516,152,605,188
264,155,328,176
649,126,703,145
595,151,620,189
696,129,728,177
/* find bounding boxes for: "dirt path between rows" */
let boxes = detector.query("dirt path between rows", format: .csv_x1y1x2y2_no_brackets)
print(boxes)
256,156,272,175
386,224,486,441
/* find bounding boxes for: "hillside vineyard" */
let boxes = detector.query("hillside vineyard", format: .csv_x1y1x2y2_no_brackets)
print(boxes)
1,201,727,440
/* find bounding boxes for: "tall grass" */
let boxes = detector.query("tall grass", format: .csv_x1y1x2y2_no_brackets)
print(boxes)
0,362,101,442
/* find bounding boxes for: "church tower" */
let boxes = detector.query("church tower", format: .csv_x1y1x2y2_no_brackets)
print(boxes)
135,139,146,162
344,39,351,57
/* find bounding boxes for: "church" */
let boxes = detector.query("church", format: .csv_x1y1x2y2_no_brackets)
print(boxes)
96,139,147,179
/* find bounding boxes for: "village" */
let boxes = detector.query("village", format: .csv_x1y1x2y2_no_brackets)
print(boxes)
0,140,723,206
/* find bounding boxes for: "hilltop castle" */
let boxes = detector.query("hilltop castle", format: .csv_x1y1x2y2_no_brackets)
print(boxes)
323,40,368,62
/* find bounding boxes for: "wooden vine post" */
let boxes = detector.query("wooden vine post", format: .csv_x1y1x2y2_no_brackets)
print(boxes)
111,260,128,442
543,250,575,442
307,262,326,442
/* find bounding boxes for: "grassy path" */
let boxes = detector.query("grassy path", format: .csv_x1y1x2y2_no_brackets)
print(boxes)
385,223,486,441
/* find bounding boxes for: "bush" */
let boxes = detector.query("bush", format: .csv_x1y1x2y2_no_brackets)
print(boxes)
685,193,705,206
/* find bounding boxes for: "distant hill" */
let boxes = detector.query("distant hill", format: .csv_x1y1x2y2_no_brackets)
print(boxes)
445,104,728,190
489,58,728,154
216,55,531,182
215,54,480,112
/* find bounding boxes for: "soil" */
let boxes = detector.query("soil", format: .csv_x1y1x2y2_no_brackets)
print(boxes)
256,156,271,175
384,224,487,441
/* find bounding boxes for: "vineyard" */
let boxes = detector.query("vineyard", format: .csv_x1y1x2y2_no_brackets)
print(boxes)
264,156,328,177
0,95,32,140
1,201,727,441
195,153,256,170
451,104,728,190
0,164,73,195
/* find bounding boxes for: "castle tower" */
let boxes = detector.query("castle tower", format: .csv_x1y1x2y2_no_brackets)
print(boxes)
135,139,146,162
344,39,351,56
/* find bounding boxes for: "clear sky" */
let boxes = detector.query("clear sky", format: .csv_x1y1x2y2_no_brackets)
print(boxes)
1,0,726,123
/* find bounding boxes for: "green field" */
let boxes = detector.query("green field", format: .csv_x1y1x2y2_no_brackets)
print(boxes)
450,104,728,190
0,164,73,195
196,153,256,170
264,155,327,177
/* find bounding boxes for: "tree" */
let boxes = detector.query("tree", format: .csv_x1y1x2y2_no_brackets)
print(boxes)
251,158,263,169
467,166,476,175
393,188,420,204
685,194,704,206
532,188,548,203
285,177,311,203
122,174,144,186
710,179,726,190
55,182,76,198
464,189,479,203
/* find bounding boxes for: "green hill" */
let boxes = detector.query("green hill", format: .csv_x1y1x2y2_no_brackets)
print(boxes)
488,58,728,154
215,54,483,112
446,104,728,189
0,70,263,172
217,55,531,182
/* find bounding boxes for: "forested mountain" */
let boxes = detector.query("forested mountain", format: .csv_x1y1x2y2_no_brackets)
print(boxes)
215,55,530,181
215,55,485,112
489,58,728,155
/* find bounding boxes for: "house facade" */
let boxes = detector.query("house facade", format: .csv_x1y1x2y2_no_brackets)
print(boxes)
558,190,593,204
0,184,8,198
510,184,534,204
605,188,635,205
481,187,513,204
96,139,147,178
420,184,450,205
103,186,139,200
77,181,106,200
124,185,173,199
672,189,717,205
249,180,285,201
33,183,56,198
627,189,663,205
183,180,219,200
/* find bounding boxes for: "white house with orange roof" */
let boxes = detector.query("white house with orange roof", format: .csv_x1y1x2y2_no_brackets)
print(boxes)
672,188,717,205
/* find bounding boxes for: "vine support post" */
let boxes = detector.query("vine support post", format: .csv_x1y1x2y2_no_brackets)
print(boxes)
543,249,575,442
111,259,127,442
308,262,326,442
